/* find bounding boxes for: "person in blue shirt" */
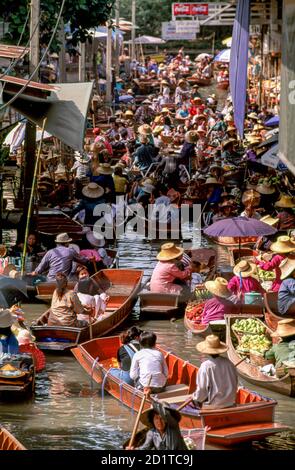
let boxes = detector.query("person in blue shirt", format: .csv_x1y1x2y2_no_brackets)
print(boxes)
278,258,295,316
0,309,19,355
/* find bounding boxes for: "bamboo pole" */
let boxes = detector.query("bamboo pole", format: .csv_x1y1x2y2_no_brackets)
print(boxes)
21,118,47,276
128,375,152,448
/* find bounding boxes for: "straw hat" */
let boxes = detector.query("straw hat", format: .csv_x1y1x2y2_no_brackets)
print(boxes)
205,277,231,299
55,233,73,244
275,194,295,208
196,126,206,134
142,99,152,105
17,329,35,345
241,189,261,206
55,163,67,175
82,182,104,199
160,107,170,114
3,264,20,278
141,182,155,195
227,126,236,133
153,125,164,135
255,181,275,195
0,309,15,328
178,79,186,86
193,97,202,103
157,242,184,261
271,319,295,338
161,80,170,86
0,245,7,257
222,138,235,149
279,258,295,280
86,231,105,248
140,405,181,428
270,236,295,254
246,137,261,145
124,110,134,117
185,130,198,144
253,123,264,131
196,334,228,355
260,215,279,226
127,89,134,94
233,260,257,278
138,124,152,135
203,177,221,186
97,163,113,175
248,112,259,120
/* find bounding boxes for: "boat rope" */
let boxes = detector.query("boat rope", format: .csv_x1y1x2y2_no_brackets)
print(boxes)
90,356,100,391
130,387,138,414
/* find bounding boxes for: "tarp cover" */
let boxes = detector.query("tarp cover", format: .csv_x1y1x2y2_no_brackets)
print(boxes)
278,0,295,175
229,0,250,139
2,82,93,151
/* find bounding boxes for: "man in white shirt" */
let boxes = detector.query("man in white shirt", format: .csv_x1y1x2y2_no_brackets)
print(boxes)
130,331,168,395
193,335,238,409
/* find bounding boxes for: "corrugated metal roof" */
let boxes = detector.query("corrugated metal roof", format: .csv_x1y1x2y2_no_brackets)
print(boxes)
0,75,60,92
0,44,29,59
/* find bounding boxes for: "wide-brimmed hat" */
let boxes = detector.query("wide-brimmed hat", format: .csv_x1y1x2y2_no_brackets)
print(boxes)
196,126,206,134
86,231,106,248
271,319,295,338
0,309,15,328
178,79,187,86
260,215,279,227
82,182,104,199
233,260,257,278
127,89,134,94
74,151,90,164
279,257,295,280
185,130,198,144
161,80,170,86
246,136,261,145
253,123,265,131
157,242,184,261
55,163,67,175
160,107,170,114
196,334,228,355
270,236,295,254
17,329,35,345
241,189,260,206
124,110,134,117
275,194,295,208
153,125,164,135
97,163,113,175
0,245,7,257
227,126,236,133
255,180,275,195
142,99,152,105
138,124,152,135
222,138,236,149
140,405,181,428
248,112,259,120
55,232,73,244
205,277,231,299
203,177,221,186
141,182,155,194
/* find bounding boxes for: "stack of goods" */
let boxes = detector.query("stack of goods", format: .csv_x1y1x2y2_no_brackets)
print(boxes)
232,318,272,364
185,302,205,324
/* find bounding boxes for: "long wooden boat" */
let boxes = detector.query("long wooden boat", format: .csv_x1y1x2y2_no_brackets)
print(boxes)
225,315,295,397
206,236,258,247
30,269,143,351
138,248,217,317
34,248,118,303
0,356,35,395
264,292,283,332
0,426,26,450
33,209,85,241
228,247,258,267
187,77,212,86
72,335,288,446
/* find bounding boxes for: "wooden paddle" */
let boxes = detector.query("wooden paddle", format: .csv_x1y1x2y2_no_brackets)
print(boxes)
128,375,152,449
176,356,247,412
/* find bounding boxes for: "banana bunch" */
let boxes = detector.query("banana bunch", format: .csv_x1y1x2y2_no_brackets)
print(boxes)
232,318,266,335
237,334,272,354
194,288,212,302
257,268,275,281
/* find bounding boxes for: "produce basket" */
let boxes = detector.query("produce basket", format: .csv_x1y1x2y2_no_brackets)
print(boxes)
249,350,274,367
181,428,206,450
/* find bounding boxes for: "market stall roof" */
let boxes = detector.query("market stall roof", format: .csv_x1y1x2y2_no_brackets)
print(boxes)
0,75,60,99
125,35,166,45
214,49,231,63
0,44,29,59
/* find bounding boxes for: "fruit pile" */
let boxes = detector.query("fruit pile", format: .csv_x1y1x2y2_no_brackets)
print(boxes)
232,318,266,335
194,288,212,302
237,334,272,354
257,268,275,281
185,301,205,323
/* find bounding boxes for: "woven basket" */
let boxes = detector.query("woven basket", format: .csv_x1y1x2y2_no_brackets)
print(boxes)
160,134,173,144
250,350,274,367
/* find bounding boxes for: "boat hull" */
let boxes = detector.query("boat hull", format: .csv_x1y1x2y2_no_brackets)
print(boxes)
0,427,26,450
207,236,258,247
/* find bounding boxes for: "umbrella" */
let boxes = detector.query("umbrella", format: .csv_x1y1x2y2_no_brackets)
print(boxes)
214,49,231,63
195,53,212,61
0,277,28,308
260,143,279,169
265,115,280,127
204,216,277,256
134,35,166,44
222,37,232,47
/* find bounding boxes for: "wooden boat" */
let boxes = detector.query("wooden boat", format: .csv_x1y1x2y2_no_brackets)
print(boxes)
206,236,258,247
138,248,217,317
226,315,295,397
216,80,229,90
0,426,26,450
228,247,258,267
187,77,212,87
72,335,288,446
264,292,284,331
0,356,35,395
34,248,118,303
30,269,143,351
33,209,85,241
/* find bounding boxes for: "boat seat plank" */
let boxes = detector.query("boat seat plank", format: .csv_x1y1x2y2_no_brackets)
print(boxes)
141,306,179,312
207,422,289,440
156,393,191,404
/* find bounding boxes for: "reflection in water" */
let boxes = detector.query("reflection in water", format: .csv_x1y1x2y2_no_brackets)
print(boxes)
1,227,295,449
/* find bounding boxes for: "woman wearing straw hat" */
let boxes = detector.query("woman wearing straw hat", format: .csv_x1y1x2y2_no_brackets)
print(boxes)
278,258,295,316
227,260,265,300
150,243,192,297
0,309,19,354
274,194,295,231
72,182,105,226
200,278,239,325
192,335,238,409
254,235,295,292
264,319,295,368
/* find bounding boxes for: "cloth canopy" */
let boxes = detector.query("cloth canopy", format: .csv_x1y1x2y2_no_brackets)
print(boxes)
204,216,277,238
265,115,280,127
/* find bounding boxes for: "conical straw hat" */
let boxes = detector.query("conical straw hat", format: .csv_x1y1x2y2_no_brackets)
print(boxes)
205,277,230,299
270,236,295,254
196,334,228,354
157,243,184,261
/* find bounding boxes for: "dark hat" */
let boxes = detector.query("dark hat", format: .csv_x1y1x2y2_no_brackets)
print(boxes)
140,403,181,428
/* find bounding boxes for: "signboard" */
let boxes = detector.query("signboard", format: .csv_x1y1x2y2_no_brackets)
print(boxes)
162,22,196,41
172,3,208,17
175,20,200,33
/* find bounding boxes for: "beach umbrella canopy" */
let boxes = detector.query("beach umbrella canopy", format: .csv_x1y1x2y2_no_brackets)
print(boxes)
222,37,232,47
195,53,212,61
265,115,280,127
214,49,231,63
134,35,166,44
204,217,277,238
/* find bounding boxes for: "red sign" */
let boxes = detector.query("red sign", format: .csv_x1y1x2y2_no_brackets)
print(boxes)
173,3,208,16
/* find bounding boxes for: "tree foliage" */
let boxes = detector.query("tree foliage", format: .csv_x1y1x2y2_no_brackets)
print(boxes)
119,0,171,37
0,0,115,46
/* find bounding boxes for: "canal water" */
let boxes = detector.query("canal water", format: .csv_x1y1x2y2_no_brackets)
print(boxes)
1,233,295,450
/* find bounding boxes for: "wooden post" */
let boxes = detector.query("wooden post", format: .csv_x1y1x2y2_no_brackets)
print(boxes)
106,22,113,105
29,0,40,80
58,18,66,83
131,0,136,61
79,42,86,82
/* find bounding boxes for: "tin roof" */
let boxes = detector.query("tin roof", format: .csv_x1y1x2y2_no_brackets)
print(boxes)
0,44,29,59
0,75,60,92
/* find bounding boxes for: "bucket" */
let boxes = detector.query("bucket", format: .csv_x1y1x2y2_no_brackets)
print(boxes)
244,292,263,306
